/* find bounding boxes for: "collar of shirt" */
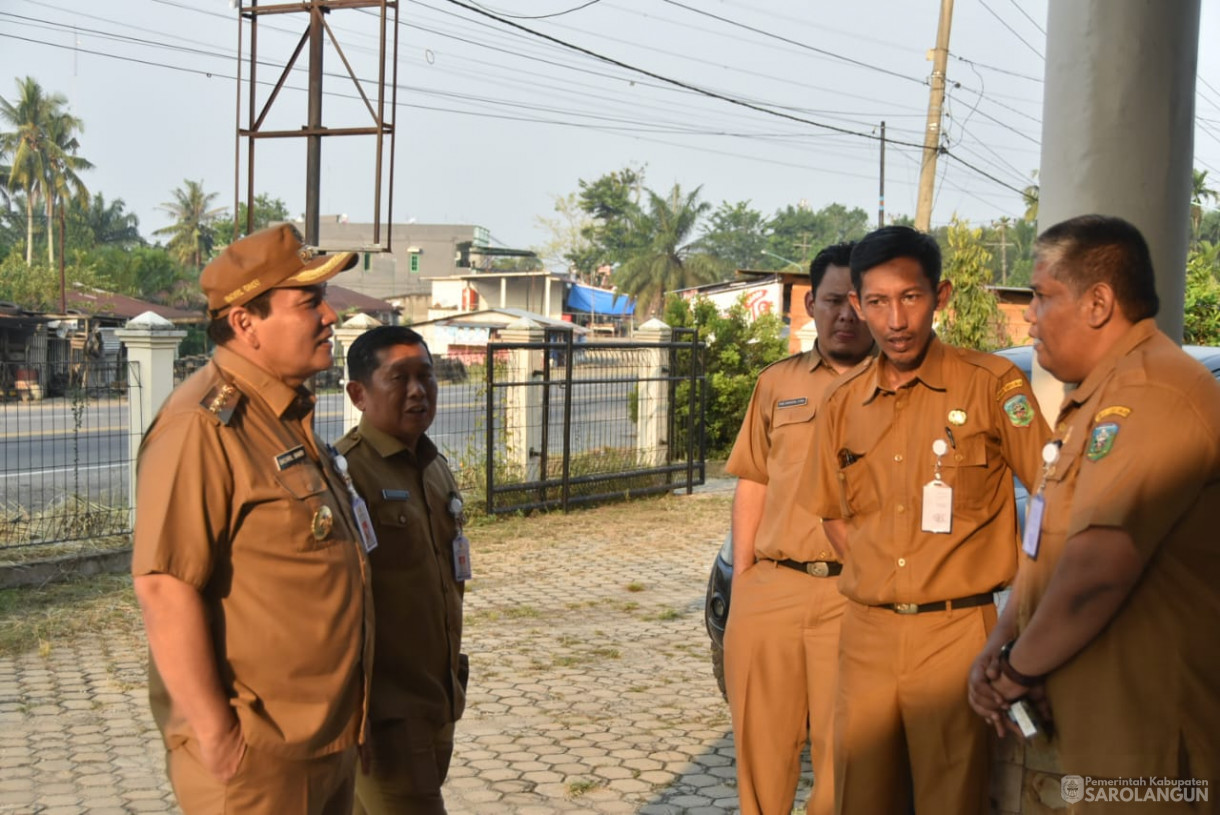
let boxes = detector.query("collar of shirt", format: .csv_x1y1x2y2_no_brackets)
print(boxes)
212,345,314,419
861,335,948,405
355,417,439,467
1062,318,1159,410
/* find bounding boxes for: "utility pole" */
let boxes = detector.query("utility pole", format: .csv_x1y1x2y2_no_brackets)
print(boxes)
305,1,324,246
914,0,954,233
793,233,813,261
987,217,1012,285
878,120,886,229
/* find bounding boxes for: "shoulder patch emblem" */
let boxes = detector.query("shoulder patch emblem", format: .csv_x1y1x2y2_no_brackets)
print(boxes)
1086,423,1120,461
777,397,808,409
1003,394,1034,427
1094,405,1132,423
997,378,1025,400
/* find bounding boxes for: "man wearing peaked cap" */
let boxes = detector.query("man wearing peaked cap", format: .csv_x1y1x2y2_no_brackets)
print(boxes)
132,224,375,814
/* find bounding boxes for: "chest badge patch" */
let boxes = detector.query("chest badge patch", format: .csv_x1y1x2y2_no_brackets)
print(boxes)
947,409,967,426
777,397,808,409
1086,423,1120,461
1003,394,1034,427
311,505,334,540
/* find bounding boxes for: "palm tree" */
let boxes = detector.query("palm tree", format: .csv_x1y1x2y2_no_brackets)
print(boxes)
41,108,92,268
1021,170,1039,225
612,184,723,317
77,192,142,248
154,180,226,270
1192,169,1217,244
0,77,61,264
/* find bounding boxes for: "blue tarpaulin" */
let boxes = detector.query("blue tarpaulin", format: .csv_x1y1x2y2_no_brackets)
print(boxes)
566,284,634,315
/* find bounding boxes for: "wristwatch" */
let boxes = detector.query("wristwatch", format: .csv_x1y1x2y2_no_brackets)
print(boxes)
999,639,1045,687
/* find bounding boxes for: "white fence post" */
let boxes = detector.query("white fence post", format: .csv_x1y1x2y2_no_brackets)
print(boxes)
499,317,545,483
796,320,819,353
634,318,671,468
115,312,186,525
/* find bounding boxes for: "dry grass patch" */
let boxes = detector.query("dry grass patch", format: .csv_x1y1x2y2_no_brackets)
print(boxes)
0,573,140,658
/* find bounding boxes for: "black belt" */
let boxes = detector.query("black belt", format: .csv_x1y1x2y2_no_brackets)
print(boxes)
877,591,994,615
775,559,843,578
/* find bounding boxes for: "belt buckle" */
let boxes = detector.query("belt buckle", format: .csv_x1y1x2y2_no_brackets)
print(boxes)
893,602,919,615
807,561,830,578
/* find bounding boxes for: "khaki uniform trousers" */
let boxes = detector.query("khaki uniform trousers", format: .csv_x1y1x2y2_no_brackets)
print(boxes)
724,560,847,815
834,599,996,815
169,739,357,815
354,719,455,815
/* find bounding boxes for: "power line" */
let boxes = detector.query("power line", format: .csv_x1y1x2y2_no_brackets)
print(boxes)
1006,0,1046,36
437,0,1028,195
978,0,1044,60
656,0,926,86
467,0,602,20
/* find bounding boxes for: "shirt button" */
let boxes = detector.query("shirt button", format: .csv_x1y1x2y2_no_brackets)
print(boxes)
399,515,407,523
894,454,903,462
896,504,905,513
898,558,906,567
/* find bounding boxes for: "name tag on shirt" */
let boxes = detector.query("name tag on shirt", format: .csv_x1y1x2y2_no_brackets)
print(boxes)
777,397,808,409
921,481,953,534
453,532,472,581
1022,494,1045,559
351,495,379,553
275,446,307,471
381,489,411,501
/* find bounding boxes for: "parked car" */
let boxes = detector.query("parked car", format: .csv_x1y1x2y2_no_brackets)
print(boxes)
704,344,1220,695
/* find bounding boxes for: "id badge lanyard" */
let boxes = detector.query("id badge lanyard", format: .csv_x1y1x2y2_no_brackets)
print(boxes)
1022,440,1062,560
328,447,379,554
449,492,472,582
921,438,953,534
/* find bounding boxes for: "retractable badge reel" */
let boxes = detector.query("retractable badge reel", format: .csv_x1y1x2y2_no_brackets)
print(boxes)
1022,441,1060,559
332,451,379,553
921,438,953,533
450,493,472,582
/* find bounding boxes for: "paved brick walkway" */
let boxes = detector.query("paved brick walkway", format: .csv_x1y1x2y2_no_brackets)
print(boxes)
0,485,816,814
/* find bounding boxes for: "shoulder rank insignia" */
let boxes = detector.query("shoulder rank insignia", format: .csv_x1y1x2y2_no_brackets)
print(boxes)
1003,393,1034,427
997,378,1025,400
1094,405,1132,423
1086,423,1119,461
200,384,240,425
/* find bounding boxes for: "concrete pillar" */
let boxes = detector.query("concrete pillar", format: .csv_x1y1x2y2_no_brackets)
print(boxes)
115,311,186,523
634,318,671,468
333,313,382,433
795,320,819,353
500,317,545,482
500,277,507,309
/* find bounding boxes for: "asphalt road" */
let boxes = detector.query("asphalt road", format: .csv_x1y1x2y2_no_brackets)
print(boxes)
1,380,642,515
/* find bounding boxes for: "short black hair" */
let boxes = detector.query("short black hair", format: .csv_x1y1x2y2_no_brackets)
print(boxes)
809,242,855,295
346,325,431,384
206,289,273,346
849,226,942,292
1035,215,1159,322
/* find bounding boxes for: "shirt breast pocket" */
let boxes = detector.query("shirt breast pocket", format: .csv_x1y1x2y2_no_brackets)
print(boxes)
837,461,880,519
942,434,991,510
771,403,817,463
274,464,344,553
372,502,430,570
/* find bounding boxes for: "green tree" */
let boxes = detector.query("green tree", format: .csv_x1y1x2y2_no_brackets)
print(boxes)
0,253,104,311
612,184,723,317
1191,169,1218,245
570,165,646,273
0,77,59,264
939,218,1009,351
535,191,594,276
154,180,226,270
766,202,869,268
1184,241,1220,345
1022,170,1039,224
66,192,142,251
40,107,92,269
213,193,291,246
696,200,771,271
663,292,788,457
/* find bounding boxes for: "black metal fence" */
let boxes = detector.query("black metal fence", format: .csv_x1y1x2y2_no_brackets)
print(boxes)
483,329,706,514
1,360,142,551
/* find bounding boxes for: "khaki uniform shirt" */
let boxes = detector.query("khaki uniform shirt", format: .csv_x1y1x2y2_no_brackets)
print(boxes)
810,337,1049,606
132,347,373,760
1015,320,1220,779
335,420,466,727
725,349,844,563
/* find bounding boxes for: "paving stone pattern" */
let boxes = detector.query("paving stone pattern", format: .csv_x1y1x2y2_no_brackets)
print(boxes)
0,486,816,814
